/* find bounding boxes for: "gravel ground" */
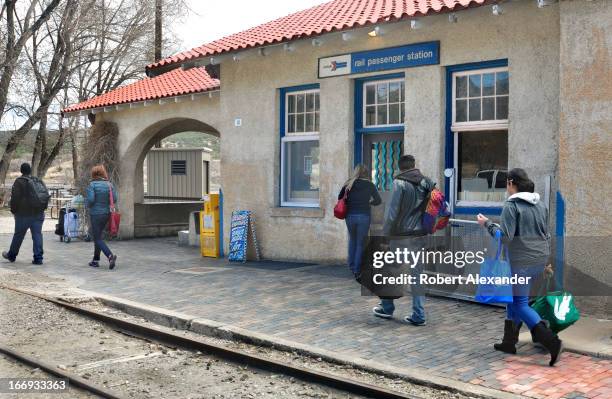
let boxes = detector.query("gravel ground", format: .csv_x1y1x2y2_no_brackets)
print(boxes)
0,355,94,399
0,269,477,399
0,287,368,399
87,304,475,399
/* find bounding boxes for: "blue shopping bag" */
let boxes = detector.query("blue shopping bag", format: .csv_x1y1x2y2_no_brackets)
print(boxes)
475,230,513,304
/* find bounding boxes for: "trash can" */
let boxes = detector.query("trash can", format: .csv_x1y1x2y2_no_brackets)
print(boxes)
200,194,220,257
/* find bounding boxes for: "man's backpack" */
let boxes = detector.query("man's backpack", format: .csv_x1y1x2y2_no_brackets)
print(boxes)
22,176,50,210
421,187,450,234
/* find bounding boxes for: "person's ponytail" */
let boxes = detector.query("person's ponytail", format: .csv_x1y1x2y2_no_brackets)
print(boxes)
344,164,370,191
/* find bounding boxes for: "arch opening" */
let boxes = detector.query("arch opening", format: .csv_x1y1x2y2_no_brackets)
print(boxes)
120,118,221,238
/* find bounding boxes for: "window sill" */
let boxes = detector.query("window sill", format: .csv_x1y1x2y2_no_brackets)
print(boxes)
454,206,503,216
270,207,325,218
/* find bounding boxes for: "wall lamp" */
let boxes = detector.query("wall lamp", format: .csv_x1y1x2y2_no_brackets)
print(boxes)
368,26,384,37
311,38,323,47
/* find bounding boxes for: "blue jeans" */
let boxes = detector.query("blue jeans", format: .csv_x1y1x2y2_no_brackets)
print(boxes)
506,264,545,330
380,236,427,323
90,213,112,261
380,267,426,322
345,213,370,276
7,212,45,262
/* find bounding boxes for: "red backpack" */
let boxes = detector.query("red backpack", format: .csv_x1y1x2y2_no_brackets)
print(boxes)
421,187,450,234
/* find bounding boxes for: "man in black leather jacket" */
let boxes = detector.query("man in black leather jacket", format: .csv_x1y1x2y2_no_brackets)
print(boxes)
372,155,435,326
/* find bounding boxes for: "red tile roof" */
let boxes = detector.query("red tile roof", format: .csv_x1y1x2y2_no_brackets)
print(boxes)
147,0,489,71
65,0,489,113
63,67,219,113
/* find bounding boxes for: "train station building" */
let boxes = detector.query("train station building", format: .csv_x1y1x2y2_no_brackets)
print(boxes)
63,0,610,310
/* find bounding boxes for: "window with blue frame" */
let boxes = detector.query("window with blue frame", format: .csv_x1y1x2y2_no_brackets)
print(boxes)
280,85,320,207
354,73,405,194
363,78,405,127
451,66,509,207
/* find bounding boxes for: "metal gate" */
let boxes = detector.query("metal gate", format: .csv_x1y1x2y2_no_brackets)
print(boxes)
423,218,495,302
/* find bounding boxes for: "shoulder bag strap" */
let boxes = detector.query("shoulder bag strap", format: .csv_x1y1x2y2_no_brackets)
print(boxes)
537,276,551,297
494,229,504,261
344,186,350,199
107,182,115,212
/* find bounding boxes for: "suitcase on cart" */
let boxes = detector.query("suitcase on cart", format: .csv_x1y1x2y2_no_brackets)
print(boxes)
63,209,79,242
55,207,70,239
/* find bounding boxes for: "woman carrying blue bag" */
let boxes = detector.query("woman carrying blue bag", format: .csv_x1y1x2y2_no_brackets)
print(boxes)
477,168,562,366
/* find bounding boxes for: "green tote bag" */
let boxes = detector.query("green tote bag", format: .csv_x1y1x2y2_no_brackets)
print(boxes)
531,278,580,334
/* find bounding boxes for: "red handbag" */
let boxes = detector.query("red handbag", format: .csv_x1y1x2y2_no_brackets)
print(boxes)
107,182,121,237
334,187,349,220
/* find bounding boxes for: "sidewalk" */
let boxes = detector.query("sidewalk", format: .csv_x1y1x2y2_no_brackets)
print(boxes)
2,233,611,399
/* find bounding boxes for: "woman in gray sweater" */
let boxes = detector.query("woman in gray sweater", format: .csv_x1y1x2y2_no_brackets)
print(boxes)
477,168,562,366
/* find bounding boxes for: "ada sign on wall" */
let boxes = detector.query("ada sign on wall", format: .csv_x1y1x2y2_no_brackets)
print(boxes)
318,41,439,78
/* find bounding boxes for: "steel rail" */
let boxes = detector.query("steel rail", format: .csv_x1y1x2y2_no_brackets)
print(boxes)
0,343,124,399
1,284,424,399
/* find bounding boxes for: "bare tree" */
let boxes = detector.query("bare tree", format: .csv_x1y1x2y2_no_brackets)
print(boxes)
66,0,188,175
0,0,62,122
0,0,189,184
0,0,78,182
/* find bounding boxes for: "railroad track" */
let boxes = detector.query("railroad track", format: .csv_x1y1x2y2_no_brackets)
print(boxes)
0,285,425,399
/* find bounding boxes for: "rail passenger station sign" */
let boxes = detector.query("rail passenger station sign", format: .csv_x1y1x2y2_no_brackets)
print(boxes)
318,41,439,78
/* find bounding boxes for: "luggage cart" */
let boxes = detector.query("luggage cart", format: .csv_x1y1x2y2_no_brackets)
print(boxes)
422,218,497,302
59,200,91,243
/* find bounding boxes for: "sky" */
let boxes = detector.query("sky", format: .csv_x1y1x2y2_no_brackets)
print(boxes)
174,0,329,51
1,1,330,130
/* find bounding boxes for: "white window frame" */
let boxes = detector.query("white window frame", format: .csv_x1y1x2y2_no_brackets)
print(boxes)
285,89,320,136
452,67,509,208
280,134,320,207
362,78,405,128
451,67,509,132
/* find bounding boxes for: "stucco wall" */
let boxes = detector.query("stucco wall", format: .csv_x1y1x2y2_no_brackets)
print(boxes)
98,0,561,263
96,97,222,237
218,0,560,261
558,0,611,317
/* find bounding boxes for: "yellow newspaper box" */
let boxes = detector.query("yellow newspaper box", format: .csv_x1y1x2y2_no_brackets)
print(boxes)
200,194,220,257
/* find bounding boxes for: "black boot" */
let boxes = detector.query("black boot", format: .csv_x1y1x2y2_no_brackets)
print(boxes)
531,329,540,345
531,321,563,366
494,320,520,354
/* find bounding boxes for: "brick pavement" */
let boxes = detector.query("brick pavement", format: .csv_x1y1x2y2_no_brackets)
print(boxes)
2,233,611,398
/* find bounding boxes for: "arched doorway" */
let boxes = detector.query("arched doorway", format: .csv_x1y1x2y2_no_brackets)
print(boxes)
118,118,220,239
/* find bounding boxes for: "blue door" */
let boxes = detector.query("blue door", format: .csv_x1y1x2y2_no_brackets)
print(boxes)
362,133,404,233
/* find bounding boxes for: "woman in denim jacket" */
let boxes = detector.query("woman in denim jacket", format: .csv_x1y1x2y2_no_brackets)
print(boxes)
86,165,118,269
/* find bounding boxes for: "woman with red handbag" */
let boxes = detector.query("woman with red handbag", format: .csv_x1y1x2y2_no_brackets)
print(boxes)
337,164,381,279
86,165,118,270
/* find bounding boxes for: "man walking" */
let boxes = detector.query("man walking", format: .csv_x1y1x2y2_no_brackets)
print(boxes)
372,155,435,326
2,163,50,265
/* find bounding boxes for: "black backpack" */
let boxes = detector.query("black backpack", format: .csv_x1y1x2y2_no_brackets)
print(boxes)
21,176,50,210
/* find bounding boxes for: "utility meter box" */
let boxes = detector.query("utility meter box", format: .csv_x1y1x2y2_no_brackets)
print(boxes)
200,193,220,257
